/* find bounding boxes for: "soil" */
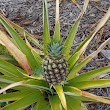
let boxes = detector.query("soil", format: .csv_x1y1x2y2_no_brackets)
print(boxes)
0,0,110,110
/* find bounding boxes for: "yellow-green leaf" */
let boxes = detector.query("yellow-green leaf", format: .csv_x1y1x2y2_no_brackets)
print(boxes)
69,65,110,83
0,75,26,84
74,7,110,56
69,79,110,89
73,32,94,55
66,95,81,110
64,86,110,104
0,91,42,110
31,49,42,65
0,81,24,94
24,79,50,91
33,101,50,110
81,103,88,110
49,95,62,110
53,85,67,110
0,59,25,77
67,38,110,81
0,15,40,70
53,0,60,42
43,0,50,55
0,14,42,49
82,91,110,104
63,19,80,59
64,86,82,96
68,51,79,69
0,90,35,102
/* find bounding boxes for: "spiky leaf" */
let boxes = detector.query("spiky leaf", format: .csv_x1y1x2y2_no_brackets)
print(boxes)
53,85,67,110
43,0,50,54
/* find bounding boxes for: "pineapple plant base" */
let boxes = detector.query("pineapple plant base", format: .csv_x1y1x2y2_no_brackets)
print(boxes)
0,0,110,110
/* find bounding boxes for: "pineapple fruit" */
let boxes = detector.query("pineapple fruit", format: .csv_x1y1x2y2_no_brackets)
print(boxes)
42,39,69,85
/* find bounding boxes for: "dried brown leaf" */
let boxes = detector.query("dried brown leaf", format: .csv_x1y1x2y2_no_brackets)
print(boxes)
0,30,32,75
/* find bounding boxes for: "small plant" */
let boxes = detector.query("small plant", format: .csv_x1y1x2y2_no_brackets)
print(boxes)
0,0,110,110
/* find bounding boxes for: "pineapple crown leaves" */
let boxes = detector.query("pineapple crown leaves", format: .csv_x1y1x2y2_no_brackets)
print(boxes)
47,39,64,58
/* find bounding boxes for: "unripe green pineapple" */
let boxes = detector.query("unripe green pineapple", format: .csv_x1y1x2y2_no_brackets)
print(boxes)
42,39,69,85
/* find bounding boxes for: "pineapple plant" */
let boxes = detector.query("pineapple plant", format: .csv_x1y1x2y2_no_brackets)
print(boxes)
0,0,110,110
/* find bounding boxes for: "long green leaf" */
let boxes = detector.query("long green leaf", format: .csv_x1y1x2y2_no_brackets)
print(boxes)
63,19,80,58
53,85,67,110
33,101,50,110
73,7,110,55
0,16,39,70
66,95,81,110
12,85,38,92
68,32,94,68
24,79,50,91
81,103,88,110
68,79,110,89
72,96,93,102
82,91,110,104
0,59,25,77
18,69,43,80
0,78,13,86
64,86,110,104
73,32,94,54
69,66,110,83
0,82,8,87
64,86,82,96
0,55,17,65
67,38,110,81
33,93,50,110
63,0,89,59
0,14,42,49
0,81,24,94
53,21,60,42
0,75,26,84
49,95,62,110
0,90,35,102
67,57,91,81
31,49,42,66
0,44,11,56
1,92,42,110
43,0,50,55
68,51,79,69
